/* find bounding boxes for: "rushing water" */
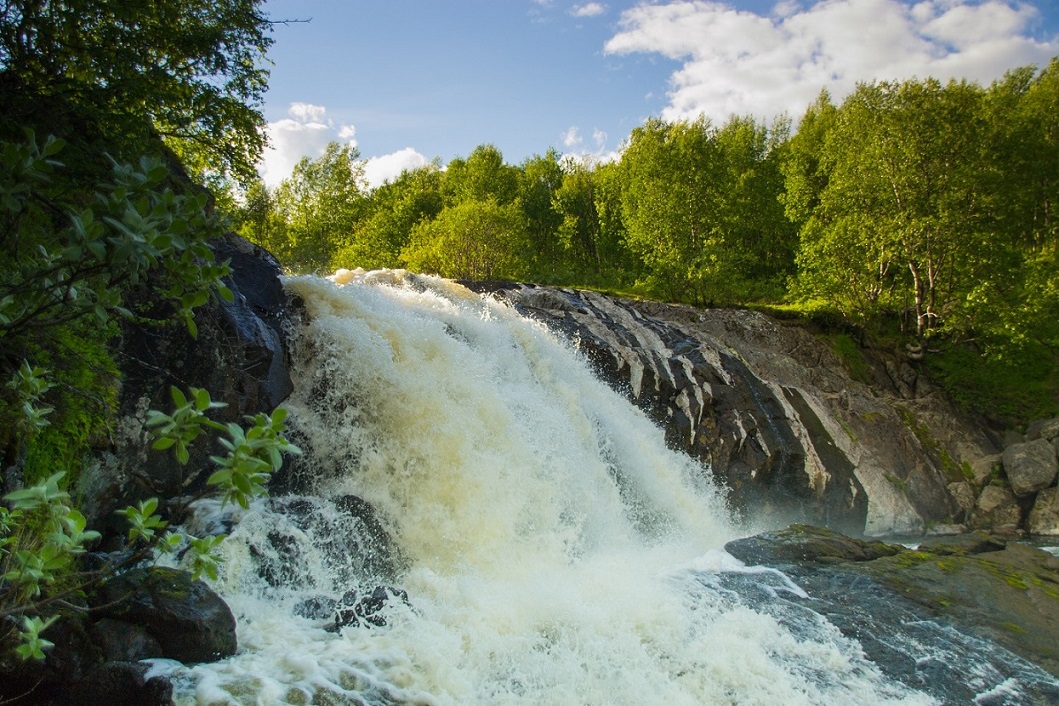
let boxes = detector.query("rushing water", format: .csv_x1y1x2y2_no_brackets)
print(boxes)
154,270,938,705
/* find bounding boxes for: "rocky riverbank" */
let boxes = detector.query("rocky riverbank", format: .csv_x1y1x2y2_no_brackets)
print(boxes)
725,524,1059,702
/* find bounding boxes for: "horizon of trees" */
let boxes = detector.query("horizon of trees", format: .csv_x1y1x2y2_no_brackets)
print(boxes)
239,59,1059,369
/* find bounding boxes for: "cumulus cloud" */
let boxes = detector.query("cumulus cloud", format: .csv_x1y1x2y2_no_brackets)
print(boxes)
363,148,431,189
604,0,1058,124
260,103,357,187
571,3,607,17
560,125,621,165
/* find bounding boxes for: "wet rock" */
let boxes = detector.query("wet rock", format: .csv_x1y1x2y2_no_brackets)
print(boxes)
1003,439,1058,497
724,524,901,565
293,595,338,620
469,283,994,536
329,586,410,630
69,661,174,706
1028,487,1059,536
95,234,295,535
973,485,1022,529
727,524,1059,697
89,617,164,662
91,567,237,663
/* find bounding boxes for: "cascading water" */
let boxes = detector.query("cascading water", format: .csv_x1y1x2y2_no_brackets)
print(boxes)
153,270,936,705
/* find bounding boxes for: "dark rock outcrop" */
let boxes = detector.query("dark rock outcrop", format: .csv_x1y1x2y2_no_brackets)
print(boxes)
471,284,994,535
724,525,1059,702
81,234,295,535
90,566,237,664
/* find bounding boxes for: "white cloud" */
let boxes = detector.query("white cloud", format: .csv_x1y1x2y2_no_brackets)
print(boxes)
560,125,621,165
571,3,607,17
562,126,583,148
260,103,357,187
604,0,1057,125
363,148,430,189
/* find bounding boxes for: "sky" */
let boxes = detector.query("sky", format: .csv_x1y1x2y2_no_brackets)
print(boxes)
258,0,1059,188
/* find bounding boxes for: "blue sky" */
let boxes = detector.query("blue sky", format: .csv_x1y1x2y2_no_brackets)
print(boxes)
259,1,1059,187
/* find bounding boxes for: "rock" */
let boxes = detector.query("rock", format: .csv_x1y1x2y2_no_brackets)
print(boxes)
89,617,163,662
468,283,997,536
69,661,173,706
724,524,901,565
969,453,1002,487
1003,439,1058,497
718,525,1059,700
91,567,237,664
916,530,1006,555
947,481,976,519
972,485,1021,529
329,586,410,630
1027,417,1059,442
1044,418,1059,441
1028,487,1059,536
94,234,295,535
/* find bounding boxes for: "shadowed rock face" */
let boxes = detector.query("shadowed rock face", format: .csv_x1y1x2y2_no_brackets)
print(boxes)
469,283,997,536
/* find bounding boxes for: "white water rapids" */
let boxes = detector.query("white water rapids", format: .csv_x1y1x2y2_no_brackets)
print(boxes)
154,270,935,705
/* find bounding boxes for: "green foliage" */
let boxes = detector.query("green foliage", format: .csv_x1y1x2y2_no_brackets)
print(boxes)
926,341,1059,423
263,142,368,273
0,133,233,345
828,333,871,384
20,319,119,487
402,199,530,281
149,386,301,509
0,0,273,184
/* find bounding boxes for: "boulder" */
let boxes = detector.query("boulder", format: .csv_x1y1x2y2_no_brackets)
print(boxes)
1027,417,1059,442
724,523,901,565
947,481,977,519
91,567,237,664
1003,439,1058,497
721,525,1059,701
1028,487,1059,536
69,661,173,706
972,485,1022,529
969,453,1002,487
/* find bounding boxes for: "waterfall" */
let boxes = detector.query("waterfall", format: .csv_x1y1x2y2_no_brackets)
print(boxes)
155,271,932,705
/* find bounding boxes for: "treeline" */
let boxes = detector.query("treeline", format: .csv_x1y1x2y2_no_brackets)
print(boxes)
241,62,1059,365
235,63,1059,421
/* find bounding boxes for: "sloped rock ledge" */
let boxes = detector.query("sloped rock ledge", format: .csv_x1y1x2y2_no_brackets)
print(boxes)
471,283,998,536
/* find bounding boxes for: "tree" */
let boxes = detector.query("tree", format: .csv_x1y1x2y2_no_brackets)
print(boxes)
401,199,528,281
0,0,273,184
334,164,444,271
794,79,1001,348
517,150,565,279
444,144,519,205
271,142,367,273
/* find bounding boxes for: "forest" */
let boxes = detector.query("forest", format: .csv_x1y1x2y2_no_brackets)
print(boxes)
238,65,1059,423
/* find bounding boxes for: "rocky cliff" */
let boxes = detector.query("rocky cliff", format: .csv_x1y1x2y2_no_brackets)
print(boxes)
469,283,1019,537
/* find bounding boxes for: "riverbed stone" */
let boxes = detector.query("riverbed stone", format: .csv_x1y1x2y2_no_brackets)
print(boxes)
972,485,1021,529
969,453,1002,487
1003,439,1059,497
1028,487,1059,536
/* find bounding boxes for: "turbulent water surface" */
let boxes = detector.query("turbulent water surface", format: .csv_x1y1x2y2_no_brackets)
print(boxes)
154,271,940,705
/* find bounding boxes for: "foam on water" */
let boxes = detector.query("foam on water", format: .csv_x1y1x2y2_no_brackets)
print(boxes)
157,271,933,705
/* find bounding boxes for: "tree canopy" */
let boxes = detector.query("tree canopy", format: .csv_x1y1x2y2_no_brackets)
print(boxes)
0,0,273,183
